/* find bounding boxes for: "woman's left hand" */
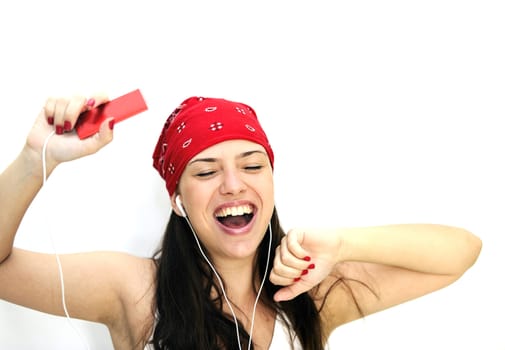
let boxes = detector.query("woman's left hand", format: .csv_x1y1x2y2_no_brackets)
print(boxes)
269,228,342,302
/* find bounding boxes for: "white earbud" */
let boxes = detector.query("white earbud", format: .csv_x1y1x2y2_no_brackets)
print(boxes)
175,195,187,217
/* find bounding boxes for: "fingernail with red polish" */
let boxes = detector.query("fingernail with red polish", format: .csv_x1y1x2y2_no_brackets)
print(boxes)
308,263,315,269
86,98,95,107
109,119,115,130
47,117,54,125
63,120,72,132
55,125,64,135
303,256,311,262
301,269,309,275
294,277,301,282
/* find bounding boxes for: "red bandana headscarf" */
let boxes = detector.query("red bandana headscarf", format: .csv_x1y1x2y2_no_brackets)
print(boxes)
152,96,275,196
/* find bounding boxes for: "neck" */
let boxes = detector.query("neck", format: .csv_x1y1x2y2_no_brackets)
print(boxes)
186,216,273,325
211,255,274,344
203,226,273,350
212,255,258,306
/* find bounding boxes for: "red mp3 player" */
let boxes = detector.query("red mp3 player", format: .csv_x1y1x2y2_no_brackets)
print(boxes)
75,89,148,139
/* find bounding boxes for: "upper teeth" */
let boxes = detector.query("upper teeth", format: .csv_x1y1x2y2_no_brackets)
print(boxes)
215,205,253,217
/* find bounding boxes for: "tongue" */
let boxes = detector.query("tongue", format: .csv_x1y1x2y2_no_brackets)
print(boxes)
220,215,248,228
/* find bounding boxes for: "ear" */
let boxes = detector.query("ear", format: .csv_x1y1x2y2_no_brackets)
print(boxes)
170,194,187,217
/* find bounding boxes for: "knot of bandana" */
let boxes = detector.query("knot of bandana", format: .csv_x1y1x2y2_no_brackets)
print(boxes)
152,96,275,196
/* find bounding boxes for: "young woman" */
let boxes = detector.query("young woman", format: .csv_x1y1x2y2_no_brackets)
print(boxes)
0,94,482,349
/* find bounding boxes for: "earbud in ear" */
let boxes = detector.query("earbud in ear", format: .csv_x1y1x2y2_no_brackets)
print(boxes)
175,195,187,217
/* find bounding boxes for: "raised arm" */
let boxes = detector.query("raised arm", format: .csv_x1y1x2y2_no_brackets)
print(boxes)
0,94,113,263
270,224,482,333
0,95,146,327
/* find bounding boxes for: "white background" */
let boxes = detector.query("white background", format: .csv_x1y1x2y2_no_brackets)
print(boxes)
0,1,504,349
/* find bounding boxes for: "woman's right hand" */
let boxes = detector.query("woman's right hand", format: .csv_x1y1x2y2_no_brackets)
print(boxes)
24,93,115,173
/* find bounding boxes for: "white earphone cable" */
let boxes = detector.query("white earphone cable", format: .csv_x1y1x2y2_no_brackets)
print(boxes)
183,215,272,350
246,223,272,350
42,131,90,350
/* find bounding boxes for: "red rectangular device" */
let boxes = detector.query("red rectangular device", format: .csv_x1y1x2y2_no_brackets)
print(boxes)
75,89,148,139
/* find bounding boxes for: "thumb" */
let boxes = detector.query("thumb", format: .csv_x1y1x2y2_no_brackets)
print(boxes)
273,280,311,302
81,117,114,154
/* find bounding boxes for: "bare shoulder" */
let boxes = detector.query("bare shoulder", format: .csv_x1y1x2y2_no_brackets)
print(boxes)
0,248,157,349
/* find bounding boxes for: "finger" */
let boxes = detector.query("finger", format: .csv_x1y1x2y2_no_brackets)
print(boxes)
277,231,312,271
286,229,312,261
63,96,88,131
52,98,70,134
270,264,311,286
43,92,110,136
52,96,87,134
270,247,304,284
44,97,57,125
81,92,109,112
269,271,296,286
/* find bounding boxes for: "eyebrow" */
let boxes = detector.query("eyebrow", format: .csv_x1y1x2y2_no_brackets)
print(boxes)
188,150,267,165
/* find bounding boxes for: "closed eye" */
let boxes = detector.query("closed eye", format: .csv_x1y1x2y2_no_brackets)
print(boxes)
244,165,263,171
196,170,216,177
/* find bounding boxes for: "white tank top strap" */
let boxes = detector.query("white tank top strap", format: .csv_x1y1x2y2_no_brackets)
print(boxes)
270,313,332,349
270,313,303,349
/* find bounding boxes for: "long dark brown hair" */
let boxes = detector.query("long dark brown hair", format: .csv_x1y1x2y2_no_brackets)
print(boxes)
149,207,325,349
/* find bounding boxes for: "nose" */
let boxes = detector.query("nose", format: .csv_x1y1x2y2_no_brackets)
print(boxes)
219,168,246,196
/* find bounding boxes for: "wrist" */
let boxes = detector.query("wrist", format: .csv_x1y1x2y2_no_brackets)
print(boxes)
313,228,348,265
332,227,362,263
20,144,56,179
332,228,348,263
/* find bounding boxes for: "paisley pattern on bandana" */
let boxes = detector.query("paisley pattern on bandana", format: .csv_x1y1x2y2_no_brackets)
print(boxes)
152,96,274,196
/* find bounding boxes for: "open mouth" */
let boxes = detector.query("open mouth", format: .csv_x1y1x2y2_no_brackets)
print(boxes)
215,204,255,229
